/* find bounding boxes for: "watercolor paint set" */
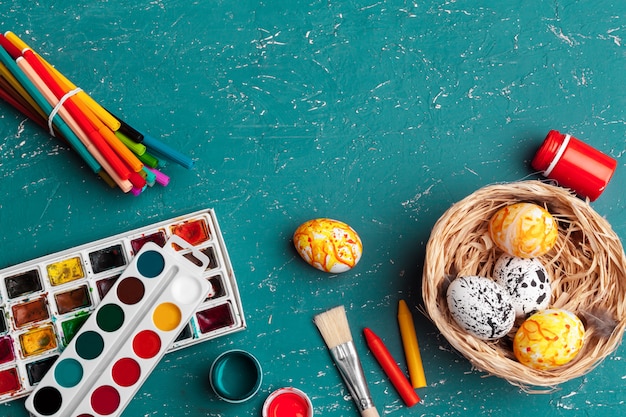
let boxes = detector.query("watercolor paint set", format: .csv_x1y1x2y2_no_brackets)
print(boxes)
0,208,245,404
25,235,211,417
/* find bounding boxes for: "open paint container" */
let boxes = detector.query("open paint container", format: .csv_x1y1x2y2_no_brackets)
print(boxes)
262,387,313,417
209,349,262,403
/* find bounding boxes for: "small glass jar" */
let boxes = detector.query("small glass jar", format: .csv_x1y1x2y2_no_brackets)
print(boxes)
531,130,617,201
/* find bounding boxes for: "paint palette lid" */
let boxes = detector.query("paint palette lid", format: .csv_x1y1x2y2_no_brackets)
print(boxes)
262,387,313,417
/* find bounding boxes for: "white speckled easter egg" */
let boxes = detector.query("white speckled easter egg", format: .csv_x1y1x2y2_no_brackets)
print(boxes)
514,309,585,370
446,276,516,340
293,218,362,273
489,203,558,258
493,254,551,318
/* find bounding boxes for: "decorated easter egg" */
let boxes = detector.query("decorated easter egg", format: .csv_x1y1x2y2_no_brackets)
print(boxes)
293,218,362,273
493,254,551,318
489,202,558,258
446,276,516,340
513,309,585,370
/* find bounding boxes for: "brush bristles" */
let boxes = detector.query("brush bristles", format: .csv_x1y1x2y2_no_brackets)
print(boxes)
314,305,354,349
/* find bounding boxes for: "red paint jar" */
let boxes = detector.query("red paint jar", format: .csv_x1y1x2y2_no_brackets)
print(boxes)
531,130,617,201
262,387,313,417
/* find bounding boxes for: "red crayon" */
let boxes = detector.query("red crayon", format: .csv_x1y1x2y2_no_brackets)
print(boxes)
363,327,420,407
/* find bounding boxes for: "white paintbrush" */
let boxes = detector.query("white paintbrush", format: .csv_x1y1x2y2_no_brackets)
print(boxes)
314,305,380,417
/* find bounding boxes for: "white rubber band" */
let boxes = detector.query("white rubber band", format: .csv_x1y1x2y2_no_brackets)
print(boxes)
544,134,570,176
48,87,83,136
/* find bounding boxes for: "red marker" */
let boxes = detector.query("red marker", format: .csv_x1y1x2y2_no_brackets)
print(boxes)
22,49,132,180
363,327,420,407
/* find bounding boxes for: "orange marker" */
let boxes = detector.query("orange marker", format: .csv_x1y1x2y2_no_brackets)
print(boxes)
75,102,143,173
38,61,143,173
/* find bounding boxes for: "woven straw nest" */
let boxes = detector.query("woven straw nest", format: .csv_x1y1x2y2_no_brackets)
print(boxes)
422,180,626,390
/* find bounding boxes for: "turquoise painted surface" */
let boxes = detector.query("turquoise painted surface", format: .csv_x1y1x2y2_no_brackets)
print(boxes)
1,1,625,416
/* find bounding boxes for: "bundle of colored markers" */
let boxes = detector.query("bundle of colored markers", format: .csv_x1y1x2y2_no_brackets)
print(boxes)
0,31,193,195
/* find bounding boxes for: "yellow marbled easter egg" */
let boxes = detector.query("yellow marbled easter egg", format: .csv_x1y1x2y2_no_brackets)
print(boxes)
293,218,362,273
489,202,558,258
513,309,585,370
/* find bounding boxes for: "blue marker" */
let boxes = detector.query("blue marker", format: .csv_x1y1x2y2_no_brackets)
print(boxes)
0,44,100,172
141,131,194,169
141,166,157,187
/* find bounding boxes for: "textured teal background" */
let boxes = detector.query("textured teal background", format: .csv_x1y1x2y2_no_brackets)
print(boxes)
1,1,626,416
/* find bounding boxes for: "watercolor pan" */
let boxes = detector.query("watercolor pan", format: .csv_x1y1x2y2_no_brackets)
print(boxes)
25,235,211,417
0,208,245,404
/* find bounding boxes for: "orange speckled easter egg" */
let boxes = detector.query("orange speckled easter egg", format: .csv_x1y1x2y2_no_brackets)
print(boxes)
489,202,558,258
293,218,362,273
513,309,585,370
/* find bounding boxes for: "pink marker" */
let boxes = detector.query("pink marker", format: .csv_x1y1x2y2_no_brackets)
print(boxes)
147,167,170,186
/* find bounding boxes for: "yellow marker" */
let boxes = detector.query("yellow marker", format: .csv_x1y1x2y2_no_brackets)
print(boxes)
18,47,143,173
3,31,28,51
398,299,427,389
4,31,122,131
18,51,142,174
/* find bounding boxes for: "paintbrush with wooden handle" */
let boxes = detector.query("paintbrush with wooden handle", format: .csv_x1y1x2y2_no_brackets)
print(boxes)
314,305,380,417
